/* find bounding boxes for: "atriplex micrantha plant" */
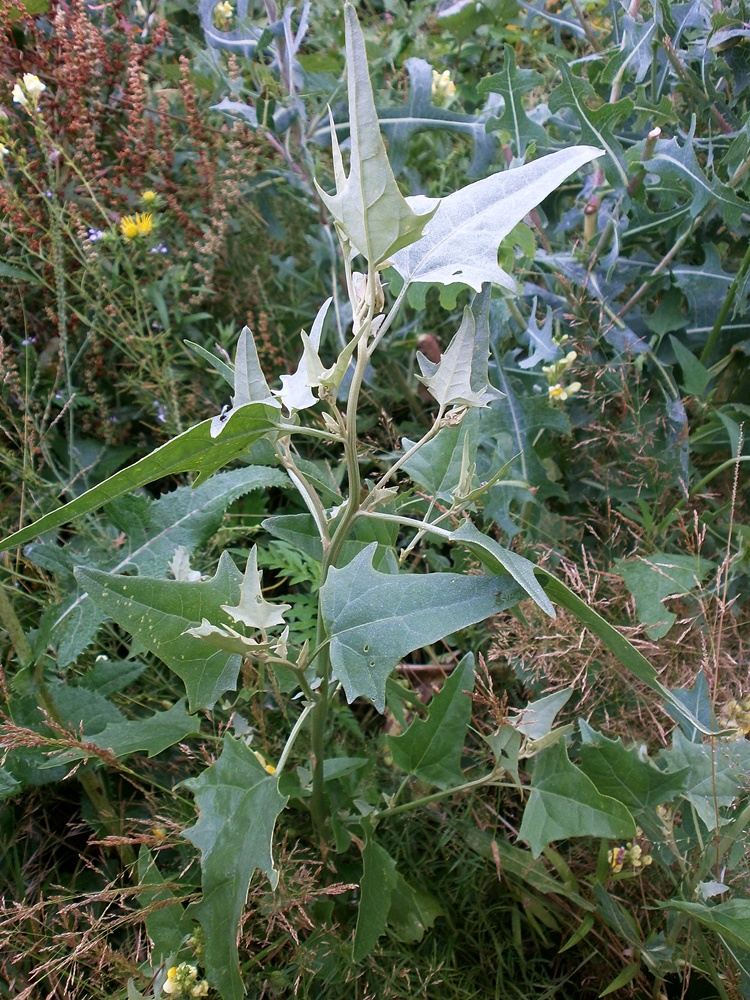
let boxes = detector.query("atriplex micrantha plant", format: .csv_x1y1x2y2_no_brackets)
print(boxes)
0,6,727,999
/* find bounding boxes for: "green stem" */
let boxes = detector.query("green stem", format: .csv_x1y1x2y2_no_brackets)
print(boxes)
700,239,750,364
375,773,514,820
0,585,32,664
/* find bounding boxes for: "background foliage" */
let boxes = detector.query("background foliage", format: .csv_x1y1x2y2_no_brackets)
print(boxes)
0,0,749,997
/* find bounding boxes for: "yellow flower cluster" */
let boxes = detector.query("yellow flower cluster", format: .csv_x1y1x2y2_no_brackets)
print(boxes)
213,0,234,29
120,212,154,240
431,69,456,105
544,350,581,403
720,696,750,737
163,963,209,998
608,831,653,874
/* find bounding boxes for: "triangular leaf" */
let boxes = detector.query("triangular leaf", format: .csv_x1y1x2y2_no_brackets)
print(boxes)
273,297,332,413
320,543,524,711
315,3,434,265
221,545,291,630
390,145,602,291
519,742,635,857
233,327,277,409
353,834,398,962
76,552,243,711
417,288,504,408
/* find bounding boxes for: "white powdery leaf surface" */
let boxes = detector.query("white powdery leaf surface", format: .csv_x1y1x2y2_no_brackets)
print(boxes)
390,145,603,291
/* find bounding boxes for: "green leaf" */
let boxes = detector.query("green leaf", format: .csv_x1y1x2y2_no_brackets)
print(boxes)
480,45,547,157
353,834,398,962
138,847,193,961
315,4,433,265
263,511,397,569
548,61,632,189
599,962,640,997
389,654,475,789
519,742,635,857
536,569,718,736
669,335,712,396
615,552,716,640
232,327,277,408
183,735,288,1000
658,729,750,830
578,721,689,813
387,872,443,944
513,688,572,741
0,403,281,554
484,725,521,785
0,767,20,800
76,552,243,711
416,289,503,409
402,410,479,502
647,121,747,226
185,340,235,387
47,701,201,765
29,466,288,667
320,543,525,711
449,519,555,616
659,899,750,952
391,145,602,291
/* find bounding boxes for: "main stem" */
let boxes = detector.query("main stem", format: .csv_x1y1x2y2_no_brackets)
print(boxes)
308,279,375,838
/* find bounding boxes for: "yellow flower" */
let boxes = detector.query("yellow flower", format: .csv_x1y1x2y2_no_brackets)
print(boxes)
120,212,153,239
213,0,234,29
253,750,276,774
431,69,456,104
141,189,157,204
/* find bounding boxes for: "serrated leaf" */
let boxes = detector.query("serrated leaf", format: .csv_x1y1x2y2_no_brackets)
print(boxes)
389,654,475,789
221,546,291,630
32,466,288,667
449,518,555,616
353,835,398,962
480,45,547,156
659,900,750,952
391,145,602,291
548,61,632,189
519,742,635,857
387,871,443,944
647,121,747,226
315,4,434,265
76,552,243,711
183,735,288,999
47,701,201,765
0,403,281,554
658,729,750,830
198,0,263,57
138,847,193,961
320,543,524,711
578,721,689,812
615,552,716,640
417,289,503,408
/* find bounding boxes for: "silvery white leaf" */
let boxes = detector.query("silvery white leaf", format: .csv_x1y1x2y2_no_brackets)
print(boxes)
273,298,332,413
221,546,291,630
391,145,603,291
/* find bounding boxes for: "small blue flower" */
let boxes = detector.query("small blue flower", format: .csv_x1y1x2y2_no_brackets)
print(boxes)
88,228,105,242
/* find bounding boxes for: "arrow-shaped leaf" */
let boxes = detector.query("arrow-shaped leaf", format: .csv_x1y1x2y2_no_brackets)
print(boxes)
76,552,243,711
315,3,434,265
390,145,602,291
320,543,524,711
